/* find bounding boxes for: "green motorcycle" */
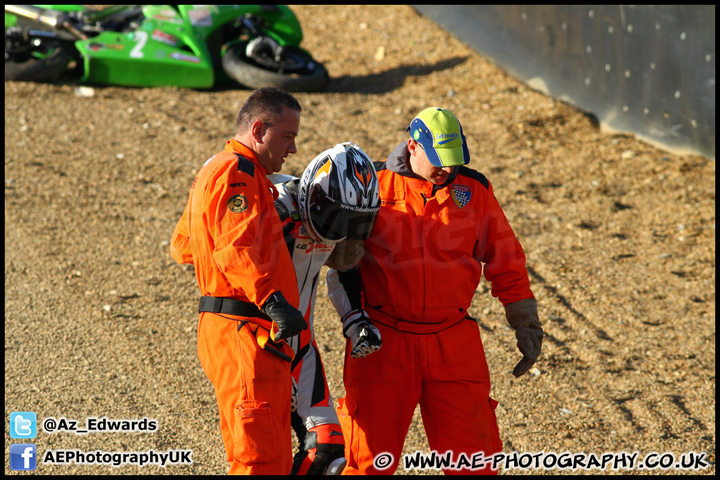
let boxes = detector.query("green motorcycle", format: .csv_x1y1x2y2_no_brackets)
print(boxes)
4,4,329,92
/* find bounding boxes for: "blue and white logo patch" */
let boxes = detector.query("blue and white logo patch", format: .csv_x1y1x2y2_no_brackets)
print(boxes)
451,184,471,208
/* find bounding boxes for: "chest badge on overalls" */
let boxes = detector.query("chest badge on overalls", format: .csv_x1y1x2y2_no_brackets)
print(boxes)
451,184,471,208
228,194,249,213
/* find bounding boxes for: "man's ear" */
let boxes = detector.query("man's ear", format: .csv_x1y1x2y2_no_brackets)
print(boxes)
407,138,418,155
251,120,265,143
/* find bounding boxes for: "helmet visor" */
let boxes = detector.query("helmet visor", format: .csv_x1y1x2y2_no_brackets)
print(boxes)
308,185,380,241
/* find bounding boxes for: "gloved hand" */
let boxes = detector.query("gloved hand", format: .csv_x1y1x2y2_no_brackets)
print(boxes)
342,310,382,358
261,291,308,342
291,423,346,475
504,298,544,377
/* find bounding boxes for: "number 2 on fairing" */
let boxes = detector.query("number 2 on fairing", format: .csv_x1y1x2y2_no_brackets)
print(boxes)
130,30,147,58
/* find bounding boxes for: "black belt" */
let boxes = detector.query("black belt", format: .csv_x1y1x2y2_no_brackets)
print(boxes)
199,296,291,363
198,296,271,321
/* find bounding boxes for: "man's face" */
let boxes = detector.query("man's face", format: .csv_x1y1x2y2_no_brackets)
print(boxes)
407,139,454,185
256,106,300,174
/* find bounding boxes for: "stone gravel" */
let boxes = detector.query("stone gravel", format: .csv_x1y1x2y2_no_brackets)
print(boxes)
4,5,715,475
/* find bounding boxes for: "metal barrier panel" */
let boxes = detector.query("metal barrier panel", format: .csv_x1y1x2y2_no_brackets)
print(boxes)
414,5,715,159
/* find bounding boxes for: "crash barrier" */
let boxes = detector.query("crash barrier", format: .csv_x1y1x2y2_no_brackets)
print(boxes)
413,5,715,159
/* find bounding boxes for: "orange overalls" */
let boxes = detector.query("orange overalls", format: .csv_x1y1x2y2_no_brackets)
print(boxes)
171,140,299,474
330,142,534,475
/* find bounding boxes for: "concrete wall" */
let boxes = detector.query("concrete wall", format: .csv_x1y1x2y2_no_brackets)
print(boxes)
414,5,715,159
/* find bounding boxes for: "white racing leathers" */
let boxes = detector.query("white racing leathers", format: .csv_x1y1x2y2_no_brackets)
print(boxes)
272,175,340,432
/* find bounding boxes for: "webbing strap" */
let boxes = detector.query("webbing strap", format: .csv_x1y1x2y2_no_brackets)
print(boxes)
198,296,271,321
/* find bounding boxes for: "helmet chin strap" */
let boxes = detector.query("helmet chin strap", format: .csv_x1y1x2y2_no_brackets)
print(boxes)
300,215,322,243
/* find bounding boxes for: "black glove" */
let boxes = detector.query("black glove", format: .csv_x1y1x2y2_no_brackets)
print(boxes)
342,310,382,358
504,298,544,377
261,291,308,342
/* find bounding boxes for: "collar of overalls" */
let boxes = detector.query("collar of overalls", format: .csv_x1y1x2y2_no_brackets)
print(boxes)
386,141,459,198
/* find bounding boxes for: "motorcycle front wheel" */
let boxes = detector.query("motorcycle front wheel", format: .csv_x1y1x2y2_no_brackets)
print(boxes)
5,42,72,83
222,41,329,93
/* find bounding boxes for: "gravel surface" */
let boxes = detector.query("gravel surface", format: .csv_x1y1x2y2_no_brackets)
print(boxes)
5,5,715,475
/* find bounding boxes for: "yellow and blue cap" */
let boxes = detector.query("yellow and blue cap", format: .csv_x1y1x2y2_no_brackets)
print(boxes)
406,107,470,167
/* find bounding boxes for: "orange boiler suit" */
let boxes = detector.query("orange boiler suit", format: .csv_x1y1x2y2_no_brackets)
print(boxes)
327,142,535,475
171,139,300,475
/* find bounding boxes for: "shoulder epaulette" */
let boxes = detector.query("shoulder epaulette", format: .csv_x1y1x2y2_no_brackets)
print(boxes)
458,166,489,190
234,153,255,178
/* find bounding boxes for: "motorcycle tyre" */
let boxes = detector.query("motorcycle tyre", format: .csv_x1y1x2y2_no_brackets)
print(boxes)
222,42,329,93
5,45,72,83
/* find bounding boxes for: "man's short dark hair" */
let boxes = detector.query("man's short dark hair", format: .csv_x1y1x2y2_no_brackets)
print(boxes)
236,87,302,134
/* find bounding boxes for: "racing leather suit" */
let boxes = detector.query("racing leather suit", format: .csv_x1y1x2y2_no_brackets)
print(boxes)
272,175,342,429
171,140,299,474
327,142,535,475
271,175,346,472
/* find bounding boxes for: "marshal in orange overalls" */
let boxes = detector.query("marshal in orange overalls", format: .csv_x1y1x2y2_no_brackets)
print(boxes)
329,141,535,475
171,140,299,474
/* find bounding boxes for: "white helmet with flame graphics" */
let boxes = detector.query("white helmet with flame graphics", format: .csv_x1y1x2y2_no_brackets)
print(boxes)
298,142,380,244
